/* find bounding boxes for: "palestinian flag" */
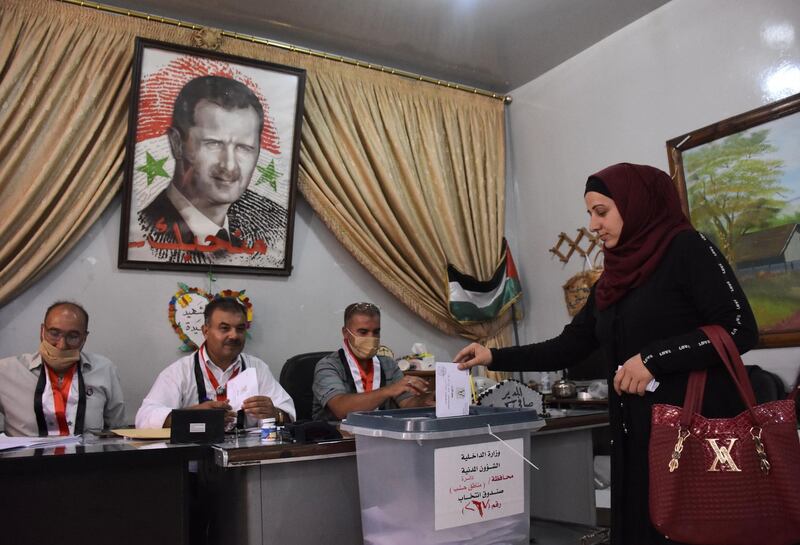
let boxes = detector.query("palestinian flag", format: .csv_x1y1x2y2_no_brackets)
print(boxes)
448,239,522,323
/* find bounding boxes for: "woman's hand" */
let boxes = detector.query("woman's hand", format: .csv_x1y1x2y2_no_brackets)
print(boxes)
454,343,493,370
613,353,654,396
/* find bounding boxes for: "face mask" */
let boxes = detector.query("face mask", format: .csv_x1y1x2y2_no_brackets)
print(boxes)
347,329,380,360
39,339,80,372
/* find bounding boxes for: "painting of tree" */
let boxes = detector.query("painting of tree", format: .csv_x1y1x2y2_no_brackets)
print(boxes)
668,91,800,347
683,129,787,263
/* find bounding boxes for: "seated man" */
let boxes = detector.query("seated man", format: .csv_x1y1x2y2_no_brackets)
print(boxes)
136,297,295,428
0,302,125,436
312,302,433,421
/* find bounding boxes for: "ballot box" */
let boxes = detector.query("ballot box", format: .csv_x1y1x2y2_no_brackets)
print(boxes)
342,406,543,545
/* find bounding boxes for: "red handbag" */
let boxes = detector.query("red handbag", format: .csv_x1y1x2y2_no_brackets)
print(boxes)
649,325,800,545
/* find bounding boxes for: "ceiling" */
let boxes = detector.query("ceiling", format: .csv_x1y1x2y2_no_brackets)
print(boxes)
101,0,670,93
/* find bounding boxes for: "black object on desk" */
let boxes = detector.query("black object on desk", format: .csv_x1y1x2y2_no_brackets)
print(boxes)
285,420,342,443
170,408,225,443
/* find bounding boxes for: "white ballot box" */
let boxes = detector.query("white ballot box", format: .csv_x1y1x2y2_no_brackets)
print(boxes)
342,406,543,545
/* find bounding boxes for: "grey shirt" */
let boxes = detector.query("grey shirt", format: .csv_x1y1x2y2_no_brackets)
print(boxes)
312,351,411,421
0,352,126,436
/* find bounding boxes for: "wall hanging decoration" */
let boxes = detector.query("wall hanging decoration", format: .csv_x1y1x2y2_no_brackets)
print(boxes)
119,38,305,275
667,91,800,347
168,283,253,351
549,227,599,263
550,228,603,316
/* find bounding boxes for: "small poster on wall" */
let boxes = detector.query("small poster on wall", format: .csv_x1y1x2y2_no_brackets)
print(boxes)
433,439,524,530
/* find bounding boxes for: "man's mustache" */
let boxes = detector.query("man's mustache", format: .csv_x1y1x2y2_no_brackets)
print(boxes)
224,339,243,346
210,165,241,182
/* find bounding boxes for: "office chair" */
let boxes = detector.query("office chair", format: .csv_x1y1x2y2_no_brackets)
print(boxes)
747,365,788,403
279,351,331,421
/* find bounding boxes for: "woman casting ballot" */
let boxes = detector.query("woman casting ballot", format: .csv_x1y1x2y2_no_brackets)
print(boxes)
454,163,758,545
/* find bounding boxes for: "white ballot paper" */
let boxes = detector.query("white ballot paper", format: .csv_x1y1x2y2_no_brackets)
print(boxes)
436,362,470,418
225,367,259,411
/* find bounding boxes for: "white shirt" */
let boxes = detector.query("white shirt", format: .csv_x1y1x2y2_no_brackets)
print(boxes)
135,350,295,429
167,183,230,242
0,352,126,437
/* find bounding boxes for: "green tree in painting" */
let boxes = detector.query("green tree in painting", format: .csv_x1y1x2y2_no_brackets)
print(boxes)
684,129,786,263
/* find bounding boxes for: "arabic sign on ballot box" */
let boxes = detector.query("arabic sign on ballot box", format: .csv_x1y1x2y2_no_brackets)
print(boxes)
434,439,525,530
342,406,541,545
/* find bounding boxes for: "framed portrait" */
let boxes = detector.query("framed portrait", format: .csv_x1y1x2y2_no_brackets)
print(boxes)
119,38,305,275
667,91,800,347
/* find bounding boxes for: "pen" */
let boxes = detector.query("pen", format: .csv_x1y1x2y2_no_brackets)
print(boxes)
469,374,479,404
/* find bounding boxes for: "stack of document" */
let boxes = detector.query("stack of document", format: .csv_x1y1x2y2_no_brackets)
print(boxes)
0,434,82,451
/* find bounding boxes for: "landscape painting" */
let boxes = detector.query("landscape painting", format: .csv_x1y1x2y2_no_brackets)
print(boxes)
668,92,800,347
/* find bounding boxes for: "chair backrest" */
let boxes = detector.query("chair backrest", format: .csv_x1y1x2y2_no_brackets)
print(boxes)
746,365,788,403
279,351,331,422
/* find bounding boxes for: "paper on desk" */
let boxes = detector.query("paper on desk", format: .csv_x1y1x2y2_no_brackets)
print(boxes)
225,367,258,411
112,428,170,440
616,365,659,392
0,434,82,451
435,362,470,418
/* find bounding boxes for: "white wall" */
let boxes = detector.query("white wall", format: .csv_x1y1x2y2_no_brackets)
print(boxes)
0,196,465,423
507,0,800,387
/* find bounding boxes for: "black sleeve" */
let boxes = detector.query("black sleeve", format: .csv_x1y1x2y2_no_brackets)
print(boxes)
641,232,758,377
489,288,600,372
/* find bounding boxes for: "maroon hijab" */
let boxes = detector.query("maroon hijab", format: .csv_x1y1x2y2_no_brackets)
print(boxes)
589,163,693,310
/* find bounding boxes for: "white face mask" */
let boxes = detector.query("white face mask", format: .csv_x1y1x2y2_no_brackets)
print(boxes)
346,329,380,360
39,338,80,372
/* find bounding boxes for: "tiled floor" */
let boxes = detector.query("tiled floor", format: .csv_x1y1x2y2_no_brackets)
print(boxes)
530,518,609,545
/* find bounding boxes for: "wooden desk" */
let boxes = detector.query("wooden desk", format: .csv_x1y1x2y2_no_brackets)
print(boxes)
0,434,358,545
208,436,362,545
0,437,207,545
403,369,435,391
545,395,608,409
530,409,609,526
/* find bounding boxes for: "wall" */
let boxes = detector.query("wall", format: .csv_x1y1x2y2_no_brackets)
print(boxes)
0,196,465,423
507,0,800,387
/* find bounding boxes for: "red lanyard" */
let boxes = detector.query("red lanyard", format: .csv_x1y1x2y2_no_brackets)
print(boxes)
46,364,77,436
201,347,240,401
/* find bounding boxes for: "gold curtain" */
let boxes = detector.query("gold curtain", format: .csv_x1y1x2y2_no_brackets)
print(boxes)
0,0,515,357
0,1,131,303
300,65,512,346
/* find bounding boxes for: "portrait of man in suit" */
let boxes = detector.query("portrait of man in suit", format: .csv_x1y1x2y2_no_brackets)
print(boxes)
136,75,288,266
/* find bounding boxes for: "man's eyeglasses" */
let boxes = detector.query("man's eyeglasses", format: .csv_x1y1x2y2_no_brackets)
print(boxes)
44,328,85,347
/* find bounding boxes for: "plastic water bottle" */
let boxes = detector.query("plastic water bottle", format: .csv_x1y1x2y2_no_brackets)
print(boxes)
540,372,551,394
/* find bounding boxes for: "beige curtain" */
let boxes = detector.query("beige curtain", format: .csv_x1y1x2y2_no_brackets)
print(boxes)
0,1,131,304
300,64,513,346
0,0,516,358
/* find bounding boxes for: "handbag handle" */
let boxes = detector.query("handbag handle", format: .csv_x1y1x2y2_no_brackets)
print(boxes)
707,325,757,404
680,325,759,428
